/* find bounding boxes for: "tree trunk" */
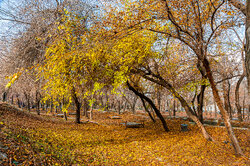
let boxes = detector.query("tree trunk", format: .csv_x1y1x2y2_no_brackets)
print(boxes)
131,97,138,114
173,99,176,117
50,100,53,113
17,95,21,108
27,96,30,112
62,98,67,121
227,80,233,119
202,57,243,156
214,97,217,119
64,112,68,121
127,81,169,132
45,101,48,112
248,105,250,120
197,85,206,123
90,103,93,120
36,91,40,115
140,97,156,123
167,100,171,117
173,98,175,117
11,95,14,104
117,100,121,114
235,74,245,121
2,91,7,102
246,0,250,100
123,101,127,113
83,98,89,118
24,92,31,112
72,88,81,124
191,90,197,113
157,87,161,111
242,90,246,120
105,92,109,111
223,80,232,119
140,73,213,141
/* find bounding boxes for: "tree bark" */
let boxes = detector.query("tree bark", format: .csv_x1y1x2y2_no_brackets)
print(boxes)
131,97,138,114
11,95,14,104
16,94,21,108
173,99,176,117
139,72,213,141
202,57,243,155
197,85,206,123
105,92,109,111
72,88,81,124
83,98,89,118
227,80,233,118
127,81,169,132
117,100,121,114
140,97,156,123
2,91,7,102
223,80,232,119
50,100,53,113
24,92,31,112
214,97,217,118
230,0,250,125
228,0,246,15
35,91,40,115
62,98,67,121
235,74,245,121
123,101,127,113
246,0,250,120
157,87,161,111
242,90,246,119
191,91,197,112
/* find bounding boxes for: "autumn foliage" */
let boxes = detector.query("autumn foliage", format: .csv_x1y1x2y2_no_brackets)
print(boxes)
0,103,249,165
0,0,249,164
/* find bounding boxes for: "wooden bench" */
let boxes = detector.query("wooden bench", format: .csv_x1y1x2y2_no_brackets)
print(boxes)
69,112,76,115
122,121,145,128
111,116,122,119
56,114,64,118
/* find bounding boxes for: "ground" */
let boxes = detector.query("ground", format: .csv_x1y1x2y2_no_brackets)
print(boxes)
0,102,249,165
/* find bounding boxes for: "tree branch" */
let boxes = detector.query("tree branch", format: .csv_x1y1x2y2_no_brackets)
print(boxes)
228,0,246,16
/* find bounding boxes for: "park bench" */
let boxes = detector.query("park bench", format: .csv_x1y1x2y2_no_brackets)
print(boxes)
111,116,121,119
56,114,64,118
69,112,76,115
121,121,145,128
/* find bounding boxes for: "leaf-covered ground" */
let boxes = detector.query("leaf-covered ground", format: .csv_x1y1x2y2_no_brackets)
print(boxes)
0,103,249,165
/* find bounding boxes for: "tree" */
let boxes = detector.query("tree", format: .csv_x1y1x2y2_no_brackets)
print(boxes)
164,0,242,155
1,0,96,122
245,0,250,118
101,0,243,155
1,0,246,156
127,81,169,131
228,0,250,121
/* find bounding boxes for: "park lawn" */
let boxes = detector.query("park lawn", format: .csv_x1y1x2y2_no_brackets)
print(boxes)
0,103,249,165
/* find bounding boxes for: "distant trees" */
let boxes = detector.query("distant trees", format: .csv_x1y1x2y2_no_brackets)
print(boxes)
228,0,250,121
0,0,95,121
0,0,247,156
99,0,244,155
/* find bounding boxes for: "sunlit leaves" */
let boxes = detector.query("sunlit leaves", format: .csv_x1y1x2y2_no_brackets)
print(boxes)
5,71,22,89
37,7,159,109
0,105,249,165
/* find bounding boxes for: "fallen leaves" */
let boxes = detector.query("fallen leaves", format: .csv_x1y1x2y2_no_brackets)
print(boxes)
0,103,249,165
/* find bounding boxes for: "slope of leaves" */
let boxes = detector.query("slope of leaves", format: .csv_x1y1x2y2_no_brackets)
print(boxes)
0,103,249,165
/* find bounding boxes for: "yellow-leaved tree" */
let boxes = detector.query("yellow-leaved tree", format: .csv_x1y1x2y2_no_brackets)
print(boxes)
39,10,158,123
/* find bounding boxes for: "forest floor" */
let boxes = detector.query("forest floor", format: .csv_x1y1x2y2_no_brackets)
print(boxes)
0,102,249,166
